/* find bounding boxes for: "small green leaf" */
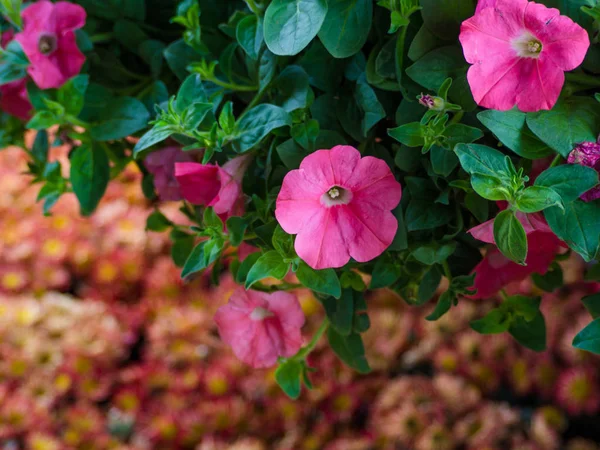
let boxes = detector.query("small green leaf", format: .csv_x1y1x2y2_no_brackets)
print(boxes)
412,242,457,265
370,252,401,288
245,251,290,288
493,209,527,265
275,359,303,399
573,318,600,355
516,186,563,213
471,309,512,334
509,312,546,352
296,261,341,298
327,328,371,373
70,144,110,216
582,293,600,319
146,210,173,232
226,216,249,247
425,291,452,321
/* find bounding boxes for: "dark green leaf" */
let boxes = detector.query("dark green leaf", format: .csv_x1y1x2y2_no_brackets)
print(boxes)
327,328,371,373
275,359,303,399
296,261,341,298
509,312,546,352
493,209,528,265
264,0,328,56
245,251,290,288
70,144,110,216
318,0,372,58
535,164,599,203
232,105,292,152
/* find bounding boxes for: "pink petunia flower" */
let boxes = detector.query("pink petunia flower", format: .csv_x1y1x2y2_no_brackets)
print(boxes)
0,31,32,120
175,154,251,220
0,78,32,121
275,145,402,270
471,231,563,299
214,288,305,368
144,146,193,202
469,202,564,298
15,0,86,89
460,0,589,112
567,139,600,201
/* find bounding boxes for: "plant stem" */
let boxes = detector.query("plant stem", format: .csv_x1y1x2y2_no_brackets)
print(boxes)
549,153,563,168
297,318,329,359
90,32,114,43
208,77,258,92
245,0,263,16
442,260,453,281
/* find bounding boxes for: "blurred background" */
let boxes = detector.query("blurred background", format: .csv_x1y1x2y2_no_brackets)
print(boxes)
0,140,599,450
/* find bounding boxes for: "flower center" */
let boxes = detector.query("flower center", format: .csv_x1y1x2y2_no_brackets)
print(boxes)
321,186,353,207
512,32,543,59
250,306,274,321
38,33,58,55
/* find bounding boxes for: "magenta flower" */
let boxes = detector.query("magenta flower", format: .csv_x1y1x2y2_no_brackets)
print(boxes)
214,288,305,368
175,155,251,220
144,146,192,201
469,209,552,245
275,146,402,270
15,0,86,89
460,0,589,112
0,31,32,120
567,139,600,201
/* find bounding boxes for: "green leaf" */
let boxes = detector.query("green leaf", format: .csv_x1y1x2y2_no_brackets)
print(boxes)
470,173,511,201
318,0,372,58
272,225,295,258
544,200,600,262
57,75,89,117
203,207,223,229
370,252,401,288
534,164,599,203
275,65,312,112
69,145,110,216
264,0,328,56
454,143,512,178
245,251,290,288
443,124,484,148
27,111,61,130
426,291,452,321
417,265,442,305
232,105,292,153
420,0,474,40
388,122,425,147
226,216,249,247
176,74,207,114
477,109,553,159
515,186,564,213
327,328,371,373
275,359,303,399
321,288,354,336
181,238,224,279
494,209,527,265
509,312,546,352
430,145,459,176
146,210,173,232
582,293,600,319
237,15,264,60
235,252,261,284
471,309,512,334
355,73,385,136
90,97,150,141
573,318,600,355
133,126,175,156
406,46,475,110
139,39,166,78
412,242,457,265
296,261,341,298
526,96,600,157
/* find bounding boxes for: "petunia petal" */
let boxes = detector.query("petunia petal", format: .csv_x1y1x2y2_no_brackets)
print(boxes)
524,1,589,71
174,162,220,205
346,156,402,211
338,203,398,263
54,1,87,33
328,145,361,186
298,149,336,190
515,56,564,112
294,207,350,269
